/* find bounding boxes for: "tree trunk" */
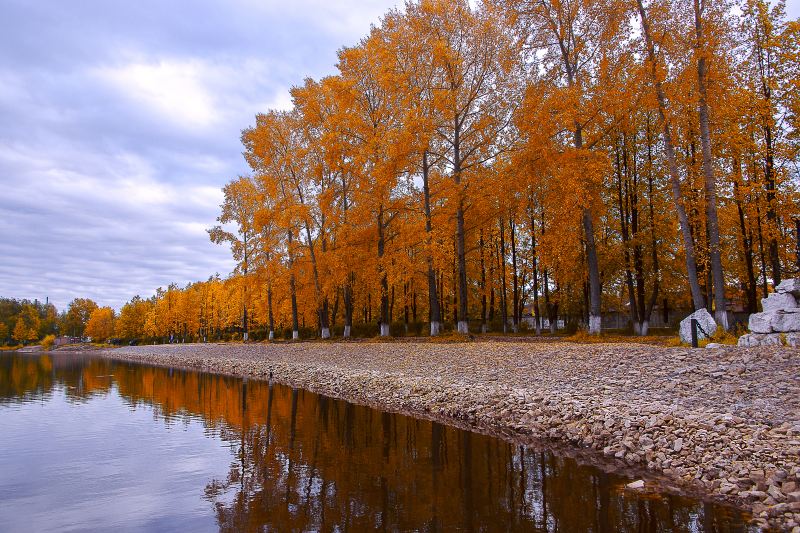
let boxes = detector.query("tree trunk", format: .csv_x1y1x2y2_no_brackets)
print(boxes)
510,218,520,332
287,230,299,340
732,160,758,313
267,283,275,340
574,123,602,334
795,218,800,273
499,220,508,334
344,274,354,338
637,0,706,311
452,245,458,327
548,1,602,334
583,212,602,334
453,115,469,334
544,269,557,334
422,151,441,336
303,220,330,338
242,234,249,342
694,0,728,329
756,204,769,298
403,282,409,335
342,173,353,339
412,285,417,323
480,231,488,333
644,126,660,335
455,204,469,334
764,121,781,286
378,207,390,337
530,210,541,335
331,291,339,328
616,143,639,333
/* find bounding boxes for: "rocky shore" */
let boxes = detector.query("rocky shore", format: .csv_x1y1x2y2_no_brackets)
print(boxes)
102,340,799,530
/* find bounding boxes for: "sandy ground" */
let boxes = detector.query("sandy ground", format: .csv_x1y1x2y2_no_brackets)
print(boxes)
100,340,800,530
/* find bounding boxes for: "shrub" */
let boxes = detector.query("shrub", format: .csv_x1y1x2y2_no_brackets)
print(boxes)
41,334,56,351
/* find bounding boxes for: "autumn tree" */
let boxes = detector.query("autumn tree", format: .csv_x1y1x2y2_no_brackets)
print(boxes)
85,307,115,341
328,27,417,337
412,0,519,334
116,296,154,341
244,111,307,340
62,298,98,338
13,304,40,344
634,0,709,313
209,177,261,341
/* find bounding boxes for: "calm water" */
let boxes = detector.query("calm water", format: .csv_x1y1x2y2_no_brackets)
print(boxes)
0,352,751,532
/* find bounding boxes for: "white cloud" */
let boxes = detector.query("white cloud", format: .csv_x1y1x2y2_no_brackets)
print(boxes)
95,60,219,128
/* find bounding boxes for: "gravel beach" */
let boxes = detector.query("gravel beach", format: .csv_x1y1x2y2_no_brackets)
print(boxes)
102,340,800,530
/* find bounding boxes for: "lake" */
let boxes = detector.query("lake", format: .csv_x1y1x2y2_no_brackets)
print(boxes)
0,352,752,532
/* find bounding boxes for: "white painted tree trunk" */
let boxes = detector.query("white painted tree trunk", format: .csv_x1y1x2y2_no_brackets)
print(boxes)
430,321,440,336
321,327,330,339
633,322,641,336
268,330,274,340
589,315,601,335
714,310,729,332
481,323,488,333
457,320,469,334
243,332,248,341
640,320,649,336
380,323,390,337
343,325,351,338
292,330,299,340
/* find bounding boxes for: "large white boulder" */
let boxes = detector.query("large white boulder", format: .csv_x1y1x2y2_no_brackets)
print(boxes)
748,312,775,334
737,333,784,347
679,308,717,344
776,278,800,297
772,309,800,333
761,292,799,312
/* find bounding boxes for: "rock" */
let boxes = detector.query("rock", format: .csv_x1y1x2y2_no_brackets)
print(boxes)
749,312,776,334
762,292,799,312
674,438,684,452
772,309,800,333
787,333,800,348
738,333,784,347
738,334,759,347
679,309,717,344
776,278,800,297
788,491,800,503
768,484,787,502
626,480,645,490
705,343,726,349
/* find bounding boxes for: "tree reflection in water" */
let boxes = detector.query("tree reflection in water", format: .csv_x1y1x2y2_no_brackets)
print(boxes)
0,352,752,532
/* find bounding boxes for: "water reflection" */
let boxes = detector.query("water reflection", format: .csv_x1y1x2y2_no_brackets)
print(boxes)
0,352,751,532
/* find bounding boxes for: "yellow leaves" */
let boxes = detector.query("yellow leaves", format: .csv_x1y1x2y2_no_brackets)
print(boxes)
12,304,41,343
116,297,154,340
85,307,115,341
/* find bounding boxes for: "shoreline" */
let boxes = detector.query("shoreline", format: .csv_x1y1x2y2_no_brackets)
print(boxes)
91,340,798,530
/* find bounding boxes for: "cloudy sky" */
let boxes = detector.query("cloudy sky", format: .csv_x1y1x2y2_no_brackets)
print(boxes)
0,0,399,311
